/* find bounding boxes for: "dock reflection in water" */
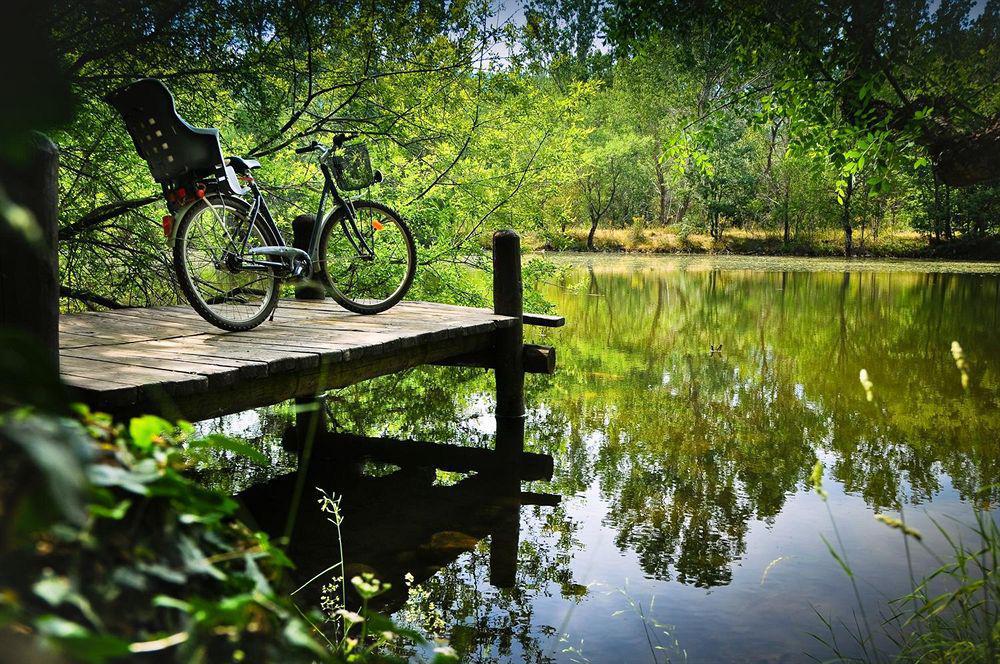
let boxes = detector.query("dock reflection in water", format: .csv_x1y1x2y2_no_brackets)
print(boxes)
239,431,559,614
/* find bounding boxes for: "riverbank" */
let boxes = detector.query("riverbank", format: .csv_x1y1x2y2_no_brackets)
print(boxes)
530,227,1000,260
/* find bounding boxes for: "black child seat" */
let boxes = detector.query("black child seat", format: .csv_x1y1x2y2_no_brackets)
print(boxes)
106,78,260,206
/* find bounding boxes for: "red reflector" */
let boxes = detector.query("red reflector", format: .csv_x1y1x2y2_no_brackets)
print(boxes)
196,189,205,198
162,215,174,237
176,187,186,199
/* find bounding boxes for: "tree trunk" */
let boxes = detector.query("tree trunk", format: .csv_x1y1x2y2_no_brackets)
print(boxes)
0,134,60,370
587,217,598,251
654,150,668,226
674,192,691,225
842,175,854,257
944,182,953,240
932,170,942,241
782,172,791,244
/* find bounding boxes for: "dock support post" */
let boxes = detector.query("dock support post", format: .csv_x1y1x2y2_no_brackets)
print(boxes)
490,230,524,588
286,212,326,453
289,212,326,450
492,229,525,459
282,216,328,540
291,214,325,300
0,134,60,369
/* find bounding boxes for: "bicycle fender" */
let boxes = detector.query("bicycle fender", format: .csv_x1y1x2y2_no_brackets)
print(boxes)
166,200,198,248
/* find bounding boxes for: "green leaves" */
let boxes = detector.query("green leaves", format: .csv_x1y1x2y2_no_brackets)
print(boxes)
187,433,270,466
128,415,173,450
34,616,131,663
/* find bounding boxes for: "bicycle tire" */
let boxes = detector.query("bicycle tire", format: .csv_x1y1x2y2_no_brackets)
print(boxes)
317,200,416,314
173,195,281,331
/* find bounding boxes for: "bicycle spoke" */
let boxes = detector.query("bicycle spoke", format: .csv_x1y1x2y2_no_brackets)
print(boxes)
180,201,276,327
323,203,413,310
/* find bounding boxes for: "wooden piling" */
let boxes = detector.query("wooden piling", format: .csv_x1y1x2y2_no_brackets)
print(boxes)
291,213,325,300
489,230,524,587
0,134,60,368
492,229,525,459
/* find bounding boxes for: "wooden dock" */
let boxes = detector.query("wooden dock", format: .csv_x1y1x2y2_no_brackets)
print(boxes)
58,299,556,421
1,145,563,589
54,231,561,424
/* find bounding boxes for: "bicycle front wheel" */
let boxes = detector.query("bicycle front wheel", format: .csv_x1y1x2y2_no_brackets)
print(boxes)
318,200,416,314
173,196,281,331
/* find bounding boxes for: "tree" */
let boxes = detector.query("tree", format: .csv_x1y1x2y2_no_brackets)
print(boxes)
606,0,1000,188
582,159,622,250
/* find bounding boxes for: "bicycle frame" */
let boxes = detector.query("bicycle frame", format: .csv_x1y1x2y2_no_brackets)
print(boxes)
221,153,375,279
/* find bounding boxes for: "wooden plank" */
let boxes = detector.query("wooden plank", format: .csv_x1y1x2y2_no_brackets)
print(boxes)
305,431,553,481
59,318,164,341
62,345,266,382
279,299,517,326
129,327,497,420
141,337,319,373
61,373,139,404
60,316,193,344
395,301,558,329
59,356,208,397
433,343,556,375
83,309,213,334
281,318,502,341
523,312,565,328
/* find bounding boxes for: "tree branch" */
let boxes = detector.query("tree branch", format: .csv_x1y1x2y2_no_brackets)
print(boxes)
59,195,160,240
60,286,126,310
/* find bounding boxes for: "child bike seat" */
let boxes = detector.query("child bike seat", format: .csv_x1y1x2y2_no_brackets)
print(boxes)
106,78,244,196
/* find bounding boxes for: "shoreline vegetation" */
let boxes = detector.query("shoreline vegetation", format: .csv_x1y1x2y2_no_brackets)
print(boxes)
528,227,1000,261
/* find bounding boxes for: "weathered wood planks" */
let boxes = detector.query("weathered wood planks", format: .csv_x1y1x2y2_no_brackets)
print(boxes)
59,299,519,420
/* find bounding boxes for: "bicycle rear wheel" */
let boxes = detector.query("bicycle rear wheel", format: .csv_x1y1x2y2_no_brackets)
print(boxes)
173,196,280,331
318,200,416,314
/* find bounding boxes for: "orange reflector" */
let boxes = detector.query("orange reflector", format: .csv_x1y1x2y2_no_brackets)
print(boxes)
372,219,385,231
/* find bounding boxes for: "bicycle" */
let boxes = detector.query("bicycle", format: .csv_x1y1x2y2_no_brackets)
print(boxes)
107,78,416,331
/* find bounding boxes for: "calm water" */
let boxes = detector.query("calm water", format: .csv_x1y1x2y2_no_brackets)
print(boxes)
212,255,1000,663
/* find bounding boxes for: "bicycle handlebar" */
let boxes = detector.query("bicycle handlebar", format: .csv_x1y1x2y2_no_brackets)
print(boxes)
295,132,359,155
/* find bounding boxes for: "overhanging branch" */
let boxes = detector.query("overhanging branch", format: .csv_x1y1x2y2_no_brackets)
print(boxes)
60,195,159,240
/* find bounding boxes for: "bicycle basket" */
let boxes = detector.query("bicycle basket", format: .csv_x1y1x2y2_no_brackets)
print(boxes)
330,143,375,191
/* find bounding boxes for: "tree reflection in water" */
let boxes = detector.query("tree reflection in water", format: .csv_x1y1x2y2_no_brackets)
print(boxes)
227,256,999,661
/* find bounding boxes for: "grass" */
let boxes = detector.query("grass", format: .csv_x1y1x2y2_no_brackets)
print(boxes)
810,461,999,663
528,226,1000,260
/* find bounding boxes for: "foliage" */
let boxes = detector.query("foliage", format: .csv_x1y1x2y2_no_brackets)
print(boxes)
0,405,456,663
6,0,997,321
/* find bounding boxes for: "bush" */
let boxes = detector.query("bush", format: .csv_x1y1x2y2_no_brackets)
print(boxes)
0,406,456,663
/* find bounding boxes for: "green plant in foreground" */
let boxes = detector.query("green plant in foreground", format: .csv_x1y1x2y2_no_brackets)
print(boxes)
804,350,998,663
555,581,687,664
809,464,999,663
0,406,457,663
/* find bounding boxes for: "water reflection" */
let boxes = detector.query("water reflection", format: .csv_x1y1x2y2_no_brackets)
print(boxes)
238,438,573,662
537,261,999,578
231,256,1000,662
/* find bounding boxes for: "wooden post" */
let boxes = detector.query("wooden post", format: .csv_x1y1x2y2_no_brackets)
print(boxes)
0,134,60,368
291,214,325,300
489,230,524,586
489,495,520,588
492,229,525,459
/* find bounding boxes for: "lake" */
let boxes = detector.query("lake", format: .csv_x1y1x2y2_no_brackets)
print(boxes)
206,255,1000,663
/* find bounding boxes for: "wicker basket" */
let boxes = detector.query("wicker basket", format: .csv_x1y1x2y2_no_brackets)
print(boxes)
329,143,375,191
